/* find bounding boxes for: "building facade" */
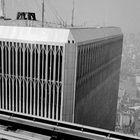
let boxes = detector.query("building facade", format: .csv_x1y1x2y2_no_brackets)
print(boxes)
74,30,123,130
0,26,123,130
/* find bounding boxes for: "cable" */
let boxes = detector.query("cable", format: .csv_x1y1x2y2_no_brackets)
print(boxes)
28,0,65,26
45,0,65,26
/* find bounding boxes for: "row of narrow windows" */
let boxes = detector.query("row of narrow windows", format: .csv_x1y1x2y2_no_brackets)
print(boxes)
0,41,63,51
76,58,121,100
77,38,122,80
0,41,64,120
0,43,63,82
77,57,121,89
0,77,62,120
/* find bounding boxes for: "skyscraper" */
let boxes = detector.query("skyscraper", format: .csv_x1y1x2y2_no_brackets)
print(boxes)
0,25,123,130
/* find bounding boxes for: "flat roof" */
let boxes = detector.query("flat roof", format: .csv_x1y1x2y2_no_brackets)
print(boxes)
70,27,122,43
0,25,70,43
0,25,123,44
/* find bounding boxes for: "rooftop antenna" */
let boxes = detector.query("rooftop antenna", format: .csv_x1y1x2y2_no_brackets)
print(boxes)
42,0,45,27
71,0,75,27
1,0,5,18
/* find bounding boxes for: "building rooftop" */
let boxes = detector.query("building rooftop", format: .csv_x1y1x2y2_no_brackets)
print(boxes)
0,24,122,44
70,27,122,43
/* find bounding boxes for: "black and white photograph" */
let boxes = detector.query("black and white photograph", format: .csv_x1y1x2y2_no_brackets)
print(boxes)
0,0,139,139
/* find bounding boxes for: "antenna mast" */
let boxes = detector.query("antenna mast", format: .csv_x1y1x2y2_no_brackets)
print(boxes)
42,0,45,27
1,0,5,18
71,0,75,27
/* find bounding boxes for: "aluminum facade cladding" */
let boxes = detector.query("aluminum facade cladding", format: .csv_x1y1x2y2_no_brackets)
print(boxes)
0,26,123,128
0,26,71,43
73,28,123,131
0,26,74,121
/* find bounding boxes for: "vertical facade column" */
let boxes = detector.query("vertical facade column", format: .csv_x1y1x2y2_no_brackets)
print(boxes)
48,46,52,118
44,45,48,118
30,45,33,115
52,46,56,119
15,43,18,112
1,44,4,109
12,77,14,111
5,46,7,110
33,81,36,116
41,48,45,117
19,46,21,112
56,48,60,120
37,46,40,116
48,84,51,118
60,46,63,121
19,78,21,112
22,44,25,113
12,44,15,111
0,44,1,109
56,85,59,120
8,44,11,111
33,48,37,116
26,46,29,114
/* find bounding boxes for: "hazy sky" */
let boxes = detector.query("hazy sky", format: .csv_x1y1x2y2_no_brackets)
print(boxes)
3,0,140,34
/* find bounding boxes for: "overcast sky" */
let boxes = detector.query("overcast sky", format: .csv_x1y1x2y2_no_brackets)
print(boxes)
3,0,140,34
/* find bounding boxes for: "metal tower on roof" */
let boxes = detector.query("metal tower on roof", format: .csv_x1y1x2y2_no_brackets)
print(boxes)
42,0,45,27
0,0,5,18
71,0,75,27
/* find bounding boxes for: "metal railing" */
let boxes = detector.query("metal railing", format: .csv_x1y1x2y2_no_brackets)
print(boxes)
0,110,139,140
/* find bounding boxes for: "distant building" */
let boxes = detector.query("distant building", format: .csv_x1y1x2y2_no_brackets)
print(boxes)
0,26,123,131
136,75,140,98
133,109,140,136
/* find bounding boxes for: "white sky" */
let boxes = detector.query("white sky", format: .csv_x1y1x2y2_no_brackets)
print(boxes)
3,0,140,34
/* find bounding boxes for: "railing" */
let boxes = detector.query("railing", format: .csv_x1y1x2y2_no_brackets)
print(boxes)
0,110,139,140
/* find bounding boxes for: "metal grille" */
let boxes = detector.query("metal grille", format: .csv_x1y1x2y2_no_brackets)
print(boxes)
0,41,63,120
